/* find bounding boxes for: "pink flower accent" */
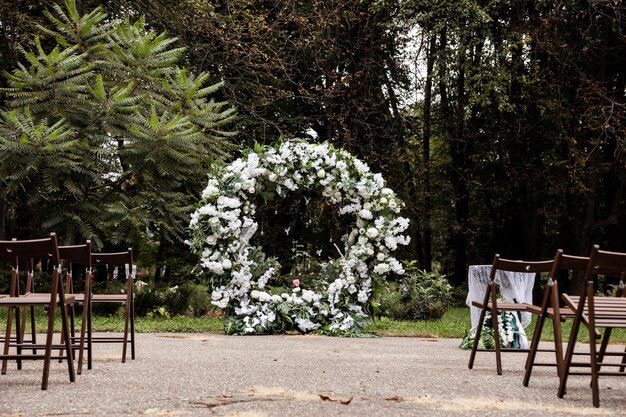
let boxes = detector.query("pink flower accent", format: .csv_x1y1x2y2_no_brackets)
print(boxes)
292,279,300,287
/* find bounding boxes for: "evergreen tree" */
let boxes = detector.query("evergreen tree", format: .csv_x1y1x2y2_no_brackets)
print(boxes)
0,0,237,249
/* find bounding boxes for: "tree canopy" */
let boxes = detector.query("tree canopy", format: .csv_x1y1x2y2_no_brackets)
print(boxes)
1,0,625,287
0,0,237,250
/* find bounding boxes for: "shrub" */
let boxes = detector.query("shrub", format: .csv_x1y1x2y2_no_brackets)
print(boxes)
187,284,212,317
133,286,166,317
378,269,452,321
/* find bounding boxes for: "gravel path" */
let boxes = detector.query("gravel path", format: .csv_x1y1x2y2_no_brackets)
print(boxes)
1,333,625,416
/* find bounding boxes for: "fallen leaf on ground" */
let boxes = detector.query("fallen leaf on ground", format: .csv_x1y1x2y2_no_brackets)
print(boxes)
386,396,404,403
319,394,353,404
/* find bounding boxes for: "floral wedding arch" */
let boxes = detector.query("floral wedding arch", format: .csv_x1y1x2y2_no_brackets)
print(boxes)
187,140,410,335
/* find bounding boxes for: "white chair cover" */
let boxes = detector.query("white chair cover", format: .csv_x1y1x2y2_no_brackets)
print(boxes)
466,264,535,329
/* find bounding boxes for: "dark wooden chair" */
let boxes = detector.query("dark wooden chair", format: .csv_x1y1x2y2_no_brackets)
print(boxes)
523,250,587,386
58,242,92,374
86,249,136,366
0,233,75,389
524,250,624,387
467,254,555,375
0,242,40,356
558,245,626,407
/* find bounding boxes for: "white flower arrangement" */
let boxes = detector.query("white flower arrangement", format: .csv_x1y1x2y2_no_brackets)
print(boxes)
187,140,410,335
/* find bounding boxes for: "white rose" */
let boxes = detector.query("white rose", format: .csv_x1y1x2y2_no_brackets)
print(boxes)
364,202,372,210
268,173,278,182
380,197,388,204
317,169,326,178
222,259,232,269
209,217,220,225
377,253,385,261
389,200,398,209
366,227,379,239
217,196,225,206
234,182,242,192
206,235,217,245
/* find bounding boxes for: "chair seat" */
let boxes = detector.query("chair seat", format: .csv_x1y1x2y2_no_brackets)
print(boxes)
91,294,127,303
526,305,575,318
0,294,75,305
563,295,626,322
471,300,531,311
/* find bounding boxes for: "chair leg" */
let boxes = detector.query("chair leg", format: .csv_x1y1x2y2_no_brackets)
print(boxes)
130,295,135,360
468,286,492,370
41,300,56,390
524,282,557,386
121,302,129,363
30,306,37,354
58,303,75,363
87,298,93,370
596,327,612,373
58,300,75,384
558,313,581,398
558,285,588,399
586,284,600,408
552,311,565,383
14,305,22,370
619,347,626,373
1,304,13,374
523,311,546,386
19,305,30,355
77,298,89,375
488,283,503,376
491,306,502,376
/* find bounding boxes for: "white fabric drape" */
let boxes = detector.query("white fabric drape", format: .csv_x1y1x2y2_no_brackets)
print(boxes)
466,264,535,329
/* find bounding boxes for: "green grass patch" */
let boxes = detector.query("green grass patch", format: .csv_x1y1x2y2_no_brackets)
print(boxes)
365,307,469,337
3,306,626,343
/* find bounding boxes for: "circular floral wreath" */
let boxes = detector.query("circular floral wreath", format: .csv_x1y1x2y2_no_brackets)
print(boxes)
187,140,410,335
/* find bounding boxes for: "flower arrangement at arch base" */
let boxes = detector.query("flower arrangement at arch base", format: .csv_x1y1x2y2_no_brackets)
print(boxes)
187,140,410,336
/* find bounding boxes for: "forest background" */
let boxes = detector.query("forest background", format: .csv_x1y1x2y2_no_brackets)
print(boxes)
0,0,625,295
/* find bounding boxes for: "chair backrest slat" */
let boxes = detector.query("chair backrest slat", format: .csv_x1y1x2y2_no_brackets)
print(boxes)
586,246,626,281
0,233,59,264
494,256,554,274
59,241,92,267
91,249,133,268
559,253,589,273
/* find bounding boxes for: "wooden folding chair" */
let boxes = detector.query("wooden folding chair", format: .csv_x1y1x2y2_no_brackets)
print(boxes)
58,242,92,374
0,243,39,357
523,250,588,385
467,254,555,375
558,245,626,407
87,249,135,366
0,233,75,389
524,250,624,386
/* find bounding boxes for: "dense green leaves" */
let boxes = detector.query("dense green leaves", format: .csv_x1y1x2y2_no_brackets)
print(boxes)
1,0,624,288
0,0,237,250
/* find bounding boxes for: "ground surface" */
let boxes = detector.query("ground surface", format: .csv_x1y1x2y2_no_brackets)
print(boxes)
1,333,626,416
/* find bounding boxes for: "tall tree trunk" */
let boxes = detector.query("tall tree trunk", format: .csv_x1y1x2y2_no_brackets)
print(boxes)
421,34,436,272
